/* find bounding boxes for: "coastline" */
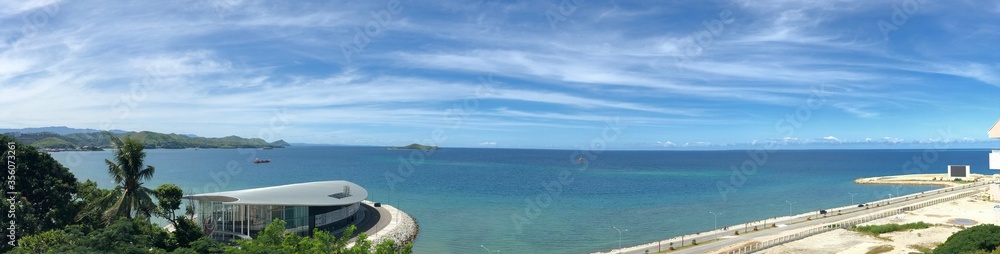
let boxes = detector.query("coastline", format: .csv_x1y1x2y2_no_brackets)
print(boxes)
354,201,419,250
597,174,1000,254
757,191,998,254
854,173,993,187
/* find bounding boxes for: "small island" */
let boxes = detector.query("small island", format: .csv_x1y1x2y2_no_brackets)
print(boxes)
386,143,440,150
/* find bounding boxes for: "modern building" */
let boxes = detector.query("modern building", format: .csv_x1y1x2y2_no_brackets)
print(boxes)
183,180,369,242
990,118,1000,170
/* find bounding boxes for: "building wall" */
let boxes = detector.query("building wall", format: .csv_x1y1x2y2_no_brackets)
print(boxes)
311,203,362,233
989,184,1000,202
990,151,1000,170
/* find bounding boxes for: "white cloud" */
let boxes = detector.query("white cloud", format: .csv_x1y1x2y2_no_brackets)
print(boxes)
834,103,880,118
882,137,904,144
1,0,997,147
656,141,676,147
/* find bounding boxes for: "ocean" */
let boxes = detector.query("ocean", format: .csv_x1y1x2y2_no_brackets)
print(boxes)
51,147,993,253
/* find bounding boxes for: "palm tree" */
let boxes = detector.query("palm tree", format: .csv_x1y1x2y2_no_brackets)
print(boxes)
89,133,157,221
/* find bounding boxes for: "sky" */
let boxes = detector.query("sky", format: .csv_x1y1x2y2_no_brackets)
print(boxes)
1,0,999,149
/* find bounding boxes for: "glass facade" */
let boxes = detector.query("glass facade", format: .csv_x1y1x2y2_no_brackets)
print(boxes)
284,206,309,235
194,200,360,242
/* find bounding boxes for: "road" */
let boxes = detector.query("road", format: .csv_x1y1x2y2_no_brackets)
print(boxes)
606,182,992,254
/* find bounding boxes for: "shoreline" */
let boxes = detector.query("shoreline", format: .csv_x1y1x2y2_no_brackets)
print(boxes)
756,187,1000,253
597,174,1000,254
854,173,994,188
353,201,419,250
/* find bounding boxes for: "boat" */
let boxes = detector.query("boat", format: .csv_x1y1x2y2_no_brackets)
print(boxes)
254,158,271,164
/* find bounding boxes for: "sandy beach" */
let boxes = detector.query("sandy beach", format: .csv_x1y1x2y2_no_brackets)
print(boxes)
854,173,996,187
758,191,999,254
596,175,1000,254
595,173,1000,254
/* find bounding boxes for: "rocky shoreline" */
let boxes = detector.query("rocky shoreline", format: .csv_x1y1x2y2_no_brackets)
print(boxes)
368,203,419,251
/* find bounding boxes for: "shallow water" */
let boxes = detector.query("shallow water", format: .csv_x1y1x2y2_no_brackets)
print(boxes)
53,147,992,253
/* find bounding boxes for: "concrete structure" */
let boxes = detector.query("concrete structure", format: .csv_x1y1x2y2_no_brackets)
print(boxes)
948,165,970,179
991,118,1000,169
183,181,368,242
988,184,1000,202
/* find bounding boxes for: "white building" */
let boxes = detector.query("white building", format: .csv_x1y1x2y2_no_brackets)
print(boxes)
184,181,369,242
991,118,1000,170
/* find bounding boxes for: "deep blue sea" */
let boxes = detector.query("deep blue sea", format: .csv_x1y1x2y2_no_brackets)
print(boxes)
51,147,994,253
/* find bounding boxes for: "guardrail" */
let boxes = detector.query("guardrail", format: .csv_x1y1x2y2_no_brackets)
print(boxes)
721,182,990,254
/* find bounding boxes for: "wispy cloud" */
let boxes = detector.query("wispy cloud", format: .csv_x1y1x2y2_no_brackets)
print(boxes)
1,0,997,148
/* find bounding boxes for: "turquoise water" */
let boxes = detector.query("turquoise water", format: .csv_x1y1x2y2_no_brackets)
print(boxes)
52,147,993,253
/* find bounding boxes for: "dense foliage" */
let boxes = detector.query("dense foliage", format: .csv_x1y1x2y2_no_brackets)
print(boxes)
934,224,1000,254
228,219,413,254
0,135,79,252
12,218,173,253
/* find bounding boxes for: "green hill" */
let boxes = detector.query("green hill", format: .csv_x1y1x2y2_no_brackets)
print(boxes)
5,131,285,150
270,139,291,147
31,137,76,149
387,143,440,150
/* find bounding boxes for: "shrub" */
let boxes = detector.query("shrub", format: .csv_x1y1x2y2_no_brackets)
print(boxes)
866,245,893,254
934,224,1000,254
854,222,930,236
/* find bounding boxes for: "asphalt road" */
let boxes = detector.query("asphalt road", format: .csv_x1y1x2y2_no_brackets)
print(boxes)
346,203,392,239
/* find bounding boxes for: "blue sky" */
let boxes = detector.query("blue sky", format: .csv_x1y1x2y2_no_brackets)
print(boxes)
1,0,998,149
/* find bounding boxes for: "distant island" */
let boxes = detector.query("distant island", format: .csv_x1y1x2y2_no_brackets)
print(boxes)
386,143,440,150
4,129,289,151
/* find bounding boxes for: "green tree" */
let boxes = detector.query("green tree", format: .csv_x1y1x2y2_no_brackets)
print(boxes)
0,135,79,252
188,236,225,253
10,229,75,253
86,133,158,222
155,183,184,223
935,224,1000,254
73,180,115,230
10,218,173,253
225,219,412,254
90,217,172,252
173,217,204,248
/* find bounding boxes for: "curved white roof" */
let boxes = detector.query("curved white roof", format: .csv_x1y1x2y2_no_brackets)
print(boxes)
184,180,368,206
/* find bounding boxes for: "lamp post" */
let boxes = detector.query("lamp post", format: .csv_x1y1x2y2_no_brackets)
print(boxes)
709,211,722,230
785,200,795,217
613,226,628,253
480,245,499,253
848,193,858,204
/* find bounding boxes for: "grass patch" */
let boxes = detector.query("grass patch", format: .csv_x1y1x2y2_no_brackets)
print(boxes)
866,245,894,254
908,244,935,254
853,222,931,237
